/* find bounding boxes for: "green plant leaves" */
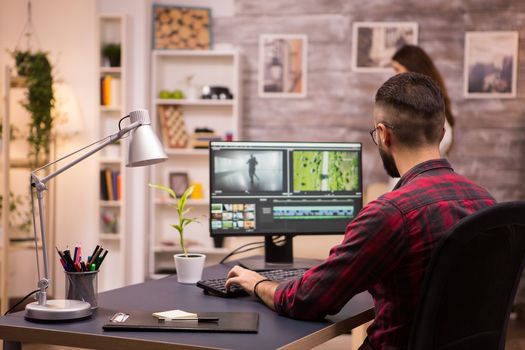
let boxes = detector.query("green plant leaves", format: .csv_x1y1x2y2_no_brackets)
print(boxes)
13,50,54,168
150,183,198,257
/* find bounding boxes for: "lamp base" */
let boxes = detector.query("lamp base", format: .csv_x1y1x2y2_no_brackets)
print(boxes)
25,299,92,321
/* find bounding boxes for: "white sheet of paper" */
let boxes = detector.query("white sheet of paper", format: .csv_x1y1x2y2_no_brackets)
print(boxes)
152,309,198,320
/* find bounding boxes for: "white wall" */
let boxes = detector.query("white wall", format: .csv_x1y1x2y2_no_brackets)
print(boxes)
0,0,97,297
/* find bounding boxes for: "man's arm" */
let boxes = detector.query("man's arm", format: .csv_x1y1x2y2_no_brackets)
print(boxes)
225,266,278,309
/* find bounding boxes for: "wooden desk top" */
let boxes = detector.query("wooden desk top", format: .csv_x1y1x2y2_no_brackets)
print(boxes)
0,264,374,350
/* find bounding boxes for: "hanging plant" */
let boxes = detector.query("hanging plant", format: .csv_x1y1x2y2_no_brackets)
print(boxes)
13,50,54,167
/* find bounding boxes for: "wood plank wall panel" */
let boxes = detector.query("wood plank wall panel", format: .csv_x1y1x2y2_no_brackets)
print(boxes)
213,0,525,200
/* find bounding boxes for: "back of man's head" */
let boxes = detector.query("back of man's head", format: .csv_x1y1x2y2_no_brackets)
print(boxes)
375,72,445,148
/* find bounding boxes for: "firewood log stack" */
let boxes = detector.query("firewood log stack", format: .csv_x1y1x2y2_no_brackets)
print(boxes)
154,7,210,50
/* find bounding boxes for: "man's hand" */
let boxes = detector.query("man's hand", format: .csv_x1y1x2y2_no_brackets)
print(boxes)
225,265,265,295
225,265,278,310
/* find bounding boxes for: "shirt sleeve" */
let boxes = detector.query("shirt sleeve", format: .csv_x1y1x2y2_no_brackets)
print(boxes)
273,198,407,320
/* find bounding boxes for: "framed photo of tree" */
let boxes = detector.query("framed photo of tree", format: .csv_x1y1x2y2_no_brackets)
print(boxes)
258,34,308,98
351,22,418,72
463,31,519,98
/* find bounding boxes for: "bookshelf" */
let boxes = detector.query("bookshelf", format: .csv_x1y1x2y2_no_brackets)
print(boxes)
148,49,241,278
97,14,127,291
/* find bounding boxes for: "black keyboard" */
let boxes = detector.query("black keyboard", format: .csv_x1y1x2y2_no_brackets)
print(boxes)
196,268,308,298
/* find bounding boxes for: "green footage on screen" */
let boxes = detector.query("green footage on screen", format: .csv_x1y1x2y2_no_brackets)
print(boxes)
293,151,359,192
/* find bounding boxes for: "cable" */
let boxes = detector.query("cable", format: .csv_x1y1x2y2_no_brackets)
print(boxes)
219,241,264,265
4,289,39,315
219,238,287,265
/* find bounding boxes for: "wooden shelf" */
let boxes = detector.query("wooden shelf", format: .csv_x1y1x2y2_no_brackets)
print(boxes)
100,106,122,112
165,148,209,156
100,157,122,165
100,233,121,241
99,200,121,207
100,67,122,74
155,99,234,106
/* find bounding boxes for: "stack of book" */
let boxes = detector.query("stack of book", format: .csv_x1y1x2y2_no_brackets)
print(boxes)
100,168,122,201
191,128,222,149
100,75,121,107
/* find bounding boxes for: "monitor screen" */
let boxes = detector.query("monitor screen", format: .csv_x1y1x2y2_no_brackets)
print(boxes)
209,141,363,238
210,141,363,270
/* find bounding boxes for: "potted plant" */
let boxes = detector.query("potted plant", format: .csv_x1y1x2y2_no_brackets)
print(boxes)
12,50,55,168
101,43,121,67
149,183,206,284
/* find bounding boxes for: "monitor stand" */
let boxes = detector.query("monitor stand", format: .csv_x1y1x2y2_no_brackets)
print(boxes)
238,235,320,271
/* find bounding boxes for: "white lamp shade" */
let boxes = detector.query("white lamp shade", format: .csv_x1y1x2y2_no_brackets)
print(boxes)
126,109,167,167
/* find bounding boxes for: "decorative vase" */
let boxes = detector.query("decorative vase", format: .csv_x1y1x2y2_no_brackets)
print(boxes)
174,253,206,284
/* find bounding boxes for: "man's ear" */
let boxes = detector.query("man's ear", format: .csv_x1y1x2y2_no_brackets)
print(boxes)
378,124,392,147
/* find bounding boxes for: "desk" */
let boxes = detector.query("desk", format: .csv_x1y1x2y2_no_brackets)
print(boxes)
0,264,374,350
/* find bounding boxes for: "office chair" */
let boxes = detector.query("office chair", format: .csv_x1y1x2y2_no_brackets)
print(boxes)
408,201,525,350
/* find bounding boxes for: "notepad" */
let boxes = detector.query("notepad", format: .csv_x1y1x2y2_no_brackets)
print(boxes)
153,309,197,320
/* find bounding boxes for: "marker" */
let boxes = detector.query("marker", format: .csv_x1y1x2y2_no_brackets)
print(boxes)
90,263,96,271
95,249,108,269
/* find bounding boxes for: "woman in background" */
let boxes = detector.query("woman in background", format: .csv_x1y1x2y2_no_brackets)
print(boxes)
391,45,455,157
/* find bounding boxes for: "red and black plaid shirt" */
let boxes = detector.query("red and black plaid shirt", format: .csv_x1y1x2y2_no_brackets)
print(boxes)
274,159,495,349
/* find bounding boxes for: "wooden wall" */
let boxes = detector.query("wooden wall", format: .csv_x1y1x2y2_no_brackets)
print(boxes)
214,0,525,201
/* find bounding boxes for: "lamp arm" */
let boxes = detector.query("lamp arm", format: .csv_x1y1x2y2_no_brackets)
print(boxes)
30,119,143,304
36,120,142,187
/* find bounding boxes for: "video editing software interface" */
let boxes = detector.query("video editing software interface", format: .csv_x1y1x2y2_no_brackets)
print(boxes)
209,141,363,236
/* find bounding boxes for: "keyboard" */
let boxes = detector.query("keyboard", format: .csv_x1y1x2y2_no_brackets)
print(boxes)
196,268,308,298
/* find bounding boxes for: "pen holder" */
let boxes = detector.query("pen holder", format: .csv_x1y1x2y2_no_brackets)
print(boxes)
65,270,98,309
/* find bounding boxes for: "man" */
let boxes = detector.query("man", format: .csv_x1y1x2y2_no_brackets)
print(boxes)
247,154,259,184
225,72,496,349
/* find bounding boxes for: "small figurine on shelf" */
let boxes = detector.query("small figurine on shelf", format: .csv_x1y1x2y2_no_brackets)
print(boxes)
201,85,233,100
101,211,118,234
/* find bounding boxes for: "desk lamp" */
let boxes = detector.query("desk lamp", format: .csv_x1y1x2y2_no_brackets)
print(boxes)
25,109,167,321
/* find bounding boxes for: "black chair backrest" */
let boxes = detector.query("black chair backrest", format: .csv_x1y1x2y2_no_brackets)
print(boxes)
408,201,525,350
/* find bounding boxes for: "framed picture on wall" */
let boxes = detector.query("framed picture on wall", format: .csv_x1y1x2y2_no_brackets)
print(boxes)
464,31,519,98
258,34,308,98
152,4,212,50
167,171,189,197
351,22,418,72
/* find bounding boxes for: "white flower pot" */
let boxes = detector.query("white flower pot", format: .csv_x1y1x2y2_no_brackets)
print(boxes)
174,253,206,284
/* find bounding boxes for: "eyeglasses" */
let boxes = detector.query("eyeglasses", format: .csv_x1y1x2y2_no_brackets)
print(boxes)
369,122,395,145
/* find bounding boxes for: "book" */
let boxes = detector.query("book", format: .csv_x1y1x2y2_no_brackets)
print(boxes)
102,76,112,106
105,169,114,201
112,170,119,201
100,170,108,200
110,76,121,107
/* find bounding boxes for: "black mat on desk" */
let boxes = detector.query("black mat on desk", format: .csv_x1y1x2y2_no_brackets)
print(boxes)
103,311,259,333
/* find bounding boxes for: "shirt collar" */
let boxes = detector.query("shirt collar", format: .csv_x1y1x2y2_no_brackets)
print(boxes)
393,158,453,190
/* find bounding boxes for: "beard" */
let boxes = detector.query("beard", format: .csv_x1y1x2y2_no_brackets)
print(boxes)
379,146,400,178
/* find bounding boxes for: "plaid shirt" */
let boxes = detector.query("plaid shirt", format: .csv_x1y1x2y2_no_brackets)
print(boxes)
274,159,495,349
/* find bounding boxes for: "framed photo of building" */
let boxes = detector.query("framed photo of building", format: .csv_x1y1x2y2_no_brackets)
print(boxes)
464,31,519,98
152,4,212,50
351,22,418,72
258,34,308,98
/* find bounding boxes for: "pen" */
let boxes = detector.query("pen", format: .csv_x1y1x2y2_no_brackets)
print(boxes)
162,317,219,323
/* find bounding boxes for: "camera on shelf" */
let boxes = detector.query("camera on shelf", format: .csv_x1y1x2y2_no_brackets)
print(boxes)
201,85,233,100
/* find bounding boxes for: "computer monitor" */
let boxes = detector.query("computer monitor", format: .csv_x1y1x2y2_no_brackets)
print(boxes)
209,141,363,270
